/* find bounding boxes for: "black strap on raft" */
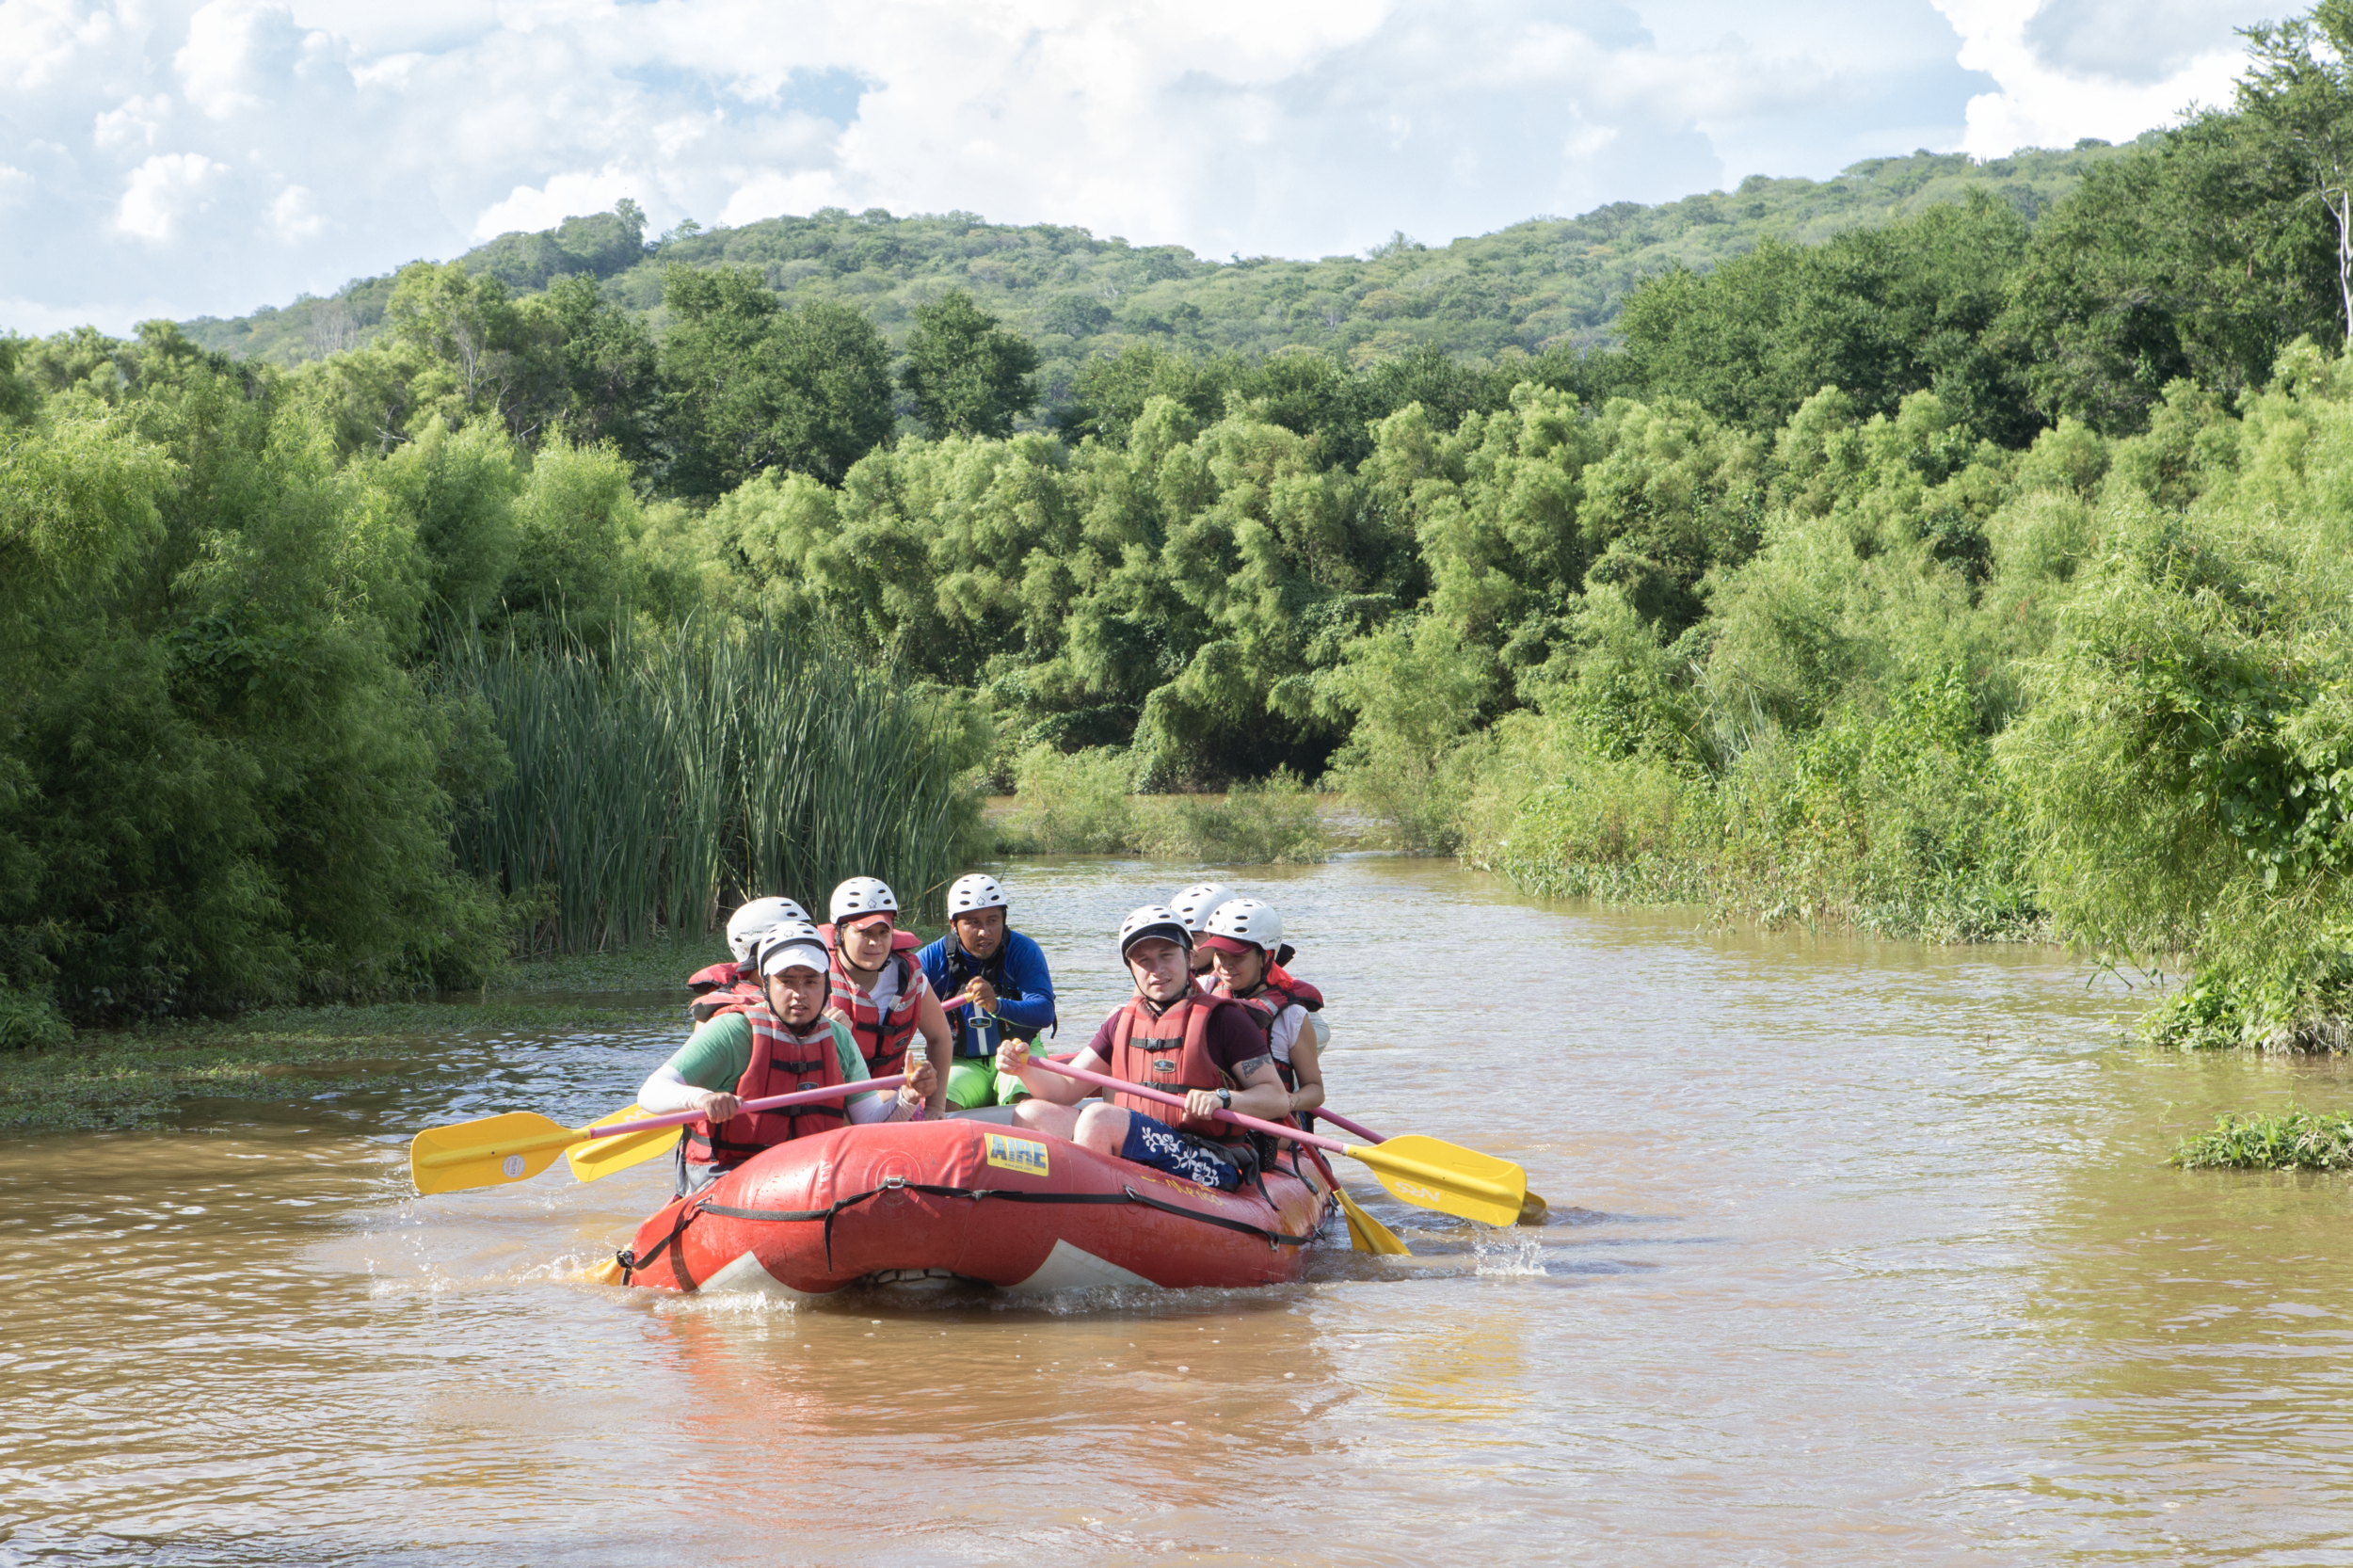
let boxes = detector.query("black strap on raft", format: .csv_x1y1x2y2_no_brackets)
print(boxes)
614,1195,709,1290
616,1177,1324,1283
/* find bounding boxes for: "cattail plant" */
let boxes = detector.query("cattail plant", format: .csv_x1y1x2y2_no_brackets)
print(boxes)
444,620,979,953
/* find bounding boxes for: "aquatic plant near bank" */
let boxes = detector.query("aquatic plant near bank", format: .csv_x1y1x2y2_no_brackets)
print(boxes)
1133,771,1328,864
2173,1106,2353,1170
996,745,1139,855
994,747,1327,862
444,622,984,952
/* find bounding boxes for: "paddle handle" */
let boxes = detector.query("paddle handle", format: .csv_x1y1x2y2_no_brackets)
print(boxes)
587,1075,910,1141
1029,1058,1344,1153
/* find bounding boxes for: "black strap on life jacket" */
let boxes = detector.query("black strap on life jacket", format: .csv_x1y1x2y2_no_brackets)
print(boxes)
941,941,1043,1044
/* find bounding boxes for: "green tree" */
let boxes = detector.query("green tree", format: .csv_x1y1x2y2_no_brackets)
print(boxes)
659,265,894,496
2001,116,2336,431
900,290,1040,439
1620,194,2034,443
1,337,503,1029
363,418,523,627
2238,0,2353,345
519,274,660,464
385,262,533,431
496,436,646,645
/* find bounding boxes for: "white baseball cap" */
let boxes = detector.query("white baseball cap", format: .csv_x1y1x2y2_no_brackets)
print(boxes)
756,923,831,978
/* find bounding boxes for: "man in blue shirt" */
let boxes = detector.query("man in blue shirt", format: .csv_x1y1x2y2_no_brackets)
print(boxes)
918,872,1057,1112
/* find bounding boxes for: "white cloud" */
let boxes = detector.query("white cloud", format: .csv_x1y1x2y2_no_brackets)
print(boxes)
720,168,850,229
268,183,323,239
0,0,2259,333
0,294,194,335
176,0,319,120
472,166,641,241
2024,0,2252,87
1,0,130,93
95,95,173,151
1933,0,2244,154
116,152,229,241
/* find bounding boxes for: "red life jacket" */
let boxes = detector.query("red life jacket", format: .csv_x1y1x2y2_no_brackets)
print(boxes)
1262,961,1323,1011
681,1004,849,1167
687,960,741,997
1107,993,1247,1142
1216,962,1322,1124
1215,983,1301,1059
828,951,927,1079
687,961,762,1025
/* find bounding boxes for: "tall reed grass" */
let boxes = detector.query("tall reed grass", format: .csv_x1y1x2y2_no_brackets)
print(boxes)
443,622,982,952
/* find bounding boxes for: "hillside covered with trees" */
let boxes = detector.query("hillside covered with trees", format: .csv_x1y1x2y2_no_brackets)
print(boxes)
179,143,2133,416
12,4,2353,1057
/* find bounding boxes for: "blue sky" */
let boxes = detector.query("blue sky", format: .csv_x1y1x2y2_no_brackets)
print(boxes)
0,0,2261,334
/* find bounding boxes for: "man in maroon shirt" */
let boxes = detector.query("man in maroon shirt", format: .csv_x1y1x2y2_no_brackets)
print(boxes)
995,905,1290,1190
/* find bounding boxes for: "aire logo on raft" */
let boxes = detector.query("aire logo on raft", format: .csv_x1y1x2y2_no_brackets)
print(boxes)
984,1134,1049,1177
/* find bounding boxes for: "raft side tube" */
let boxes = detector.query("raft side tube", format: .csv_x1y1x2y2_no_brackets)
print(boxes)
614,1118,1330,1295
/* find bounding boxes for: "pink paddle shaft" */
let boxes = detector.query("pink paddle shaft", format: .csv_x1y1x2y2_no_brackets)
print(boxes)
587,1075,909,1141
1031,1058,1342,1153
1310,1107,1385,1144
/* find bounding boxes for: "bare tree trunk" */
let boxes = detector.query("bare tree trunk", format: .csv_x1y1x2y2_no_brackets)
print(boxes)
2335,184,2353,350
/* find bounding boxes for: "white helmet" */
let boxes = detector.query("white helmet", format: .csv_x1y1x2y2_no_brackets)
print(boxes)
1117,904,1193,960
1203,898,1282,952
1169,882,1236,933
727,896,810,964
829,877,898,924
754,920,831,978
948,873,1008,918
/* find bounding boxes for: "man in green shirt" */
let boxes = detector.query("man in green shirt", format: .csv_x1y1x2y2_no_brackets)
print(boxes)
638,921,936,1194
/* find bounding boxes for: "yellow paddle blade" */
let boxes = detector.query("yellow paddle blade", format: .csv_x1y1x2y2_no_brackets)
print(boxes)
1348,1133,1527,1228
408,1111,581,1195
1517,1191,1551,1226
575,1256,630,1287
1335,1183,1412,1256
565,1105,682,1183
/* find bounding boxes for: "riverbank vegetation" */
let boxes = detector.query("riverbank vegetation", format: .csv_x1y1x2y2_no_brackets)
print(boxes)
11,4,2353,1054
0,936,702,1129
2174,1106,2353,1170
992,752,1328,861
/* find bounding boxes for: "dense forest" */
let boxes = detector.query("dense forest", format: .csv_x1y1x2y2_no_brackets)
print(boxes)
11,4,2353,1055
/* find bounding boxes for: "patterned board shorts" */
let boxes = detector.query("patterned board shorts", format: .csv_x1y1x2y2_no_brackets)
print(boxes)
1118,1115,1242,1191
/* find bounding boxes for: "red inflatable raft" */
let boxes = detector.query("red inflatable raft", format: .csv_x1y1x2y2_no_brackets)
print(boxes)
613,1117,1336,1296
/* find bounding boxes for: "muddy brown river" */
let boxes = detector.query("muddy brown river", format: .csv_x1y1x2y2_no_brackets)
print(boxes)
6,857,2352,1565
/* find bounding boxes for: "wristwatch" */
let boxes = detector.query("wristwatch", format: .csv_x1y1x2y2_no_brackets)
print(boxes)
1217,1088,1232,1110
